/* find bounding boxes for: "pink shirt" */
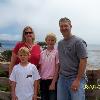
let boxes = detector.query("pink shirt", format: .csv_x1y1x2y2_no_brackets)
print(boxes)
39,49,59,79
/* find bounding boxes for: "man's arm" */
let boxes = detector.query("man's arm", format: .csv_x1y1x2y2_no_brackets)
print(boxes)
76,58,87,80
71,58,87,92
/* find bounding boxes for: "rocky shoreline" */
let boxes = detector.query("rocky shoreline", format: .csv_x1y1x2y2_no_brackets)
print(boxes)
0,62,100,100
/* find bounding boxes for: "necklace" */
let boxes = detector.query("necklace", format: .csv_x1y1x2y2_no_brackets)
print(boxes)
25,42,34,51
46,49,53,57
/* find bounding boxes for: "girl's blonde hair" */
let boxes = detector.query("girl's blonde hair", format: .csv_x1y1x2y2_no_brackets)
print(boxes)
18,47,30,55
45,33,57,42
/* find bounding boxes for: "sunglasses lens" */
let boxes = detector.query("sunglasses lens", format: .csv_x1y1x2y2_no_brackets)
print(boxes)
25,32,32,35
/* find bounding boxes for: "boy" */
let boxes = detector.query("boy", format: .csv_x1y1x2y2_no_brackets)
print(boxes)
9,47,40,100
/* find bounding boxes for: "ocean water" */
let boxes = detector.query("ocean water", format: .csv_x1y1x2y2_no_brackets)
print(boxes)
87,44,100,69
0,40,17,50
0,40,100,69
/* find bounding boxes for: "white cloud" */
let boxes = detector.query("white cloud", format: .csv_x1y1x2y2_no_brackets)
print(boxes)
0,33,21,40
0,0,100,44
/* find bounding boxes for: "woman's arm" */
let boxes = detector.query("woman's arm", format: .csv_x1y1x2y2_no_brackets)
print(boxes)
9,52,17,75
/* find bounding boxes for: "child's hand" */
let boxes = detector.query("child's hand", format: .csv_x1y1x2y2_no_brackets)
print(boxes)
32,95,37,100
12,95,18,100
49,83,55,90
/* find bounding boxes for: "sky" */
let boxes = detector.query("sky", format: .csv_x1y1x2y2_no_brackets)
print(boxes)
0,0,100,45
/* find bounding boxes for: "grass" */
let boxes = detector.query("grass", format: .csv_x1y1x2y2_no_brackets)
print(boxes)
0,84,10,92
0,68,8,77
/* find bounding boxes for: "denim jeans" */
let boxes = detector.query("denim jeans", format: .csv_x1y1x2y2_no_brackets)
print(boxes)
57,75,85,100
40,79,57,100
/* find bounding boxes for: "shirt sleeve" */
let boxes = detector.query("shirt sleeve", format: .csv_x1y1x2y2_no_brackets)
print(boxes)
75,40,88,59
32,65,41,80
9,66,16,82
55,50,59,64
39,53,42,64
39,51,44,64
13,42,22,55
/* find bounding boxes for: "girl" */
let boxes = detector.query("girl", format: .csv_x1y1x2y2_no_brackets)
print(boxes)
39,33,59,100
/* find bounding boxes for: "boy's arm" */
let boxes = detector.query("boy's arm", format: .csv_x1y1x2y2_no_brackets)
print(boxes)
10,81,18,100
33,80,38,100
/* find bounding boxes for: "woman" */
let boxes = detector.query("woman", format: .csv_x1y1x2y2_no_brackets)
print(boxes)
9,26,41,74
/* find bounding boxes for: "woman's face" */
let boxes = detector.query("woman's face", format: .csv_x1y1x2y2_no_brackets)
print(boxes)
24,28,35,42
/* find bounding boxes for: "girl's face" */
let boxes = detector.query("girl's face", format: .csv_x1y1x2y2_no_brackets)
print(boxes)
46,36,56,48
24,28,35,42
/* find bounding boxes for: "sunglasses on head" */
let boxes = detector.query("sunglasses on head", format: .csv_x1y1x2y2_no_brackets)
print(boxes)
25,32,33,35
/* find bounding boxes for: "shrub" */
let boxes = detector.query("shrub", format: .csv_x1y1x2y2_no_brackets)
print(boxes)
1,50,12,62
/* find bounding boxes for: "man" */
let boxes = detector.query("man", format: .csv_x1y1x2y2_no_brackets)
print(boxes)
57,17,88,100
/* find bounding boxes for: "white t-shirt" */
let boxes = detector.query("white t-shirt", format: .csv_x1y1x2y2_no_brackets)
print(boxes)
9,63,40,100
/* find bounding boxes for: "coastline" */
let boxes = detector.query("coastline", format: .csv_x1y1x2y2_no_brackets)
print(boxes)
0,62,100,100
0,61,100,70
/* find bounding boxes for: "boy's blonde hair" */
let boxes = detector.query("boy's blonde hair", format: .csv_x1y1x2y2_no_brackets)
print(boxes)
45,33,57,42
18,47,30,55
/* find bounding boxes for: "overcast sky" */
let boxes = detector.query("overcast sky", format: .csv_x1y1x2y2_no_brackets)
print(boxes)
0,0,100,44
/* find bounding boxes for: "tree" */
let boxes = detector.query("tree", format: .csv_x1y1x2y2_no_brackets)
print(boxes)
0,43,2,47
37,41,47,50
1,50,12,62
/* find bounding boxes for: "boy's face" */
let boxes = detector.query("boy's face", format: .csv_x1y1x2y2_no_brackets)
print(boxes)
46,37,56,48
18,52,29,63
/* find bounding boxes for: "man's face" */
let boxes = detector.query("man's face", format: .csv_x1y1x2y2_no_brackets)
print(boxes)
59,21,72,39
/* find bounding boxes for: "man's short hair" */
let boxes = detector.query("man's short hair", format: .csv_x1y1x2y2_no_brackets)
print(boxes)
59,17,71,26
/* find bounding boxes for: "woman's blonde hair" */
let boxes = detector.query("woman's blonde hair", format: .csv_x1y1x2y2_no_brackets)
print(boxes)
45,33,57,42
22,26,35,42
